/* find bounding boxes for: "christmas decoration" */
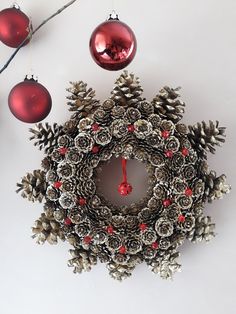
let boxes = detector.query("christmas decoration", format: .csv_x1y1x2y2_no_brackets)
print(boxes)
89,13,137,71
8,76,52,123
0,6,30,48
17,71,230,281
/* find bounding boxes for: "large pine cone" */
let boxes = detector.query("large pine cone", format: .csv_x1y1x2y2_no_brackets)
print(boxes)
152,86,185,123
16,170,46,202
68,249,97,273
187,215,215,243
203,171,231,202
107,261,135,281
111,71,144,107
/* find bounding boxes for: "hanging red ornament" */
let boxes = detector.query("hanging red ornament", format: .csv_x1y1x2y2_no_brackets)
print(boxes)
0,6,31,48
89,13,137,71
8,76,52,123
118,158,133,196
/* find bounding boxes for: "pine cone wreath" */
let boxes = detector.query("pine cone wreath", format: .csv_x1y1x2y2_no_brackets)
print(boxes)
17,72,230,281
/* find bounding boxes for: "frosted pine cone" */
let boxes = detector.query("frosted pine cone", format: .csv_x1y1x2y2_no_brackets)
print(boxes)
187,215,215,243
68,249,97,273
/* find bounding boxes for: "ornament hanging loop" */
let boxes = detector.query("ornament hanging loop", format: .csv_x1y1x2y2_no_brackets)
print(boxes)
108,10,119,20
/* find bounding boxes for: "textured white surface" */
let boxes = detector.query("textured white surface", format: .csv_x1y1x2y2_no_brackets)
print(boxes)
0,0,235,314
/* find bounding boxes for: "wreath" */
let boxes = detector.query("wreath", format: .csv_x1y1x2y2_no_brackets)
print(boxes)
17,71,230,281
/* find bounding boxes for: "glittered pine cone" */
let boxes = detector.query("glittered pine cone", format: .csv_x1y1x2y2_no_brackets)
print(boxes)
46,170,58,183
78,117,94,132
176,195,193,210
46,186,60,201
148,152,165,167
61,179,76,193
76,165,93,180
177,214,195,232
107,235,122,252
107,261,135,281
68,249,97,273
159,238,171,250
111,106,126,119
57,135,72,148
138,101,154,117
94,127,112,146
141,229,157,245
102,99,115,111
203,171,231,203
160,120,175,133
126,237,142,254
51,149,64,163
187,215,215,242
66,147,83,164
171,177,187,194
182,165,196,181
155,166,171,182
155,218,174,237
148,114,161,129
134,119,153,139
77,179,96,198
138,207,158,224
176,123,188,135
93,108,111,126
146,131,162,148
125,107,141,123
112,119,128,138
59,192,76,209
74,133,94,153
57,162,75,179
165,136,180,153
75,222,90,237
164,204,181,222
171,152,185,172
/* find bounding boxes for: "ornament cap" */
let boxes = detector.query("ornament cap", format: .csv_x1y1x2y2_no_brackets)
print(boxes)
108,10,119,21
24,74,38,82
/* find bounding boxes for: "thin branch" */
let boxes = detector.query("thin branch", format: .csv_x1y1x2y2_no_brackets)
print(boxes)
0,0,78,75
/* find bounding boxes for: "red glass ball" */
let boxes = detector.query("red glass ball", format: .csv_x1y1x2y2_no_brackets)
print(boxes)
8,78,52,123
0,7,30,48
118,182,133,196
89,19,137,71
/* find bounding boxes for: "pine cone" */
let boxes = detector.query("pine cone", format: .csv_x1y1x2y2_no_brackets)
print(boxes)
67,81,100,117
29,123,63,154
111,71,144,107
148,250,181,279
188,120,226,156
68,249,97,273
32,213,65,244
16,170,46,202
151,86,185,123
187,215,215,243
202,171,230,203
107,261,135,281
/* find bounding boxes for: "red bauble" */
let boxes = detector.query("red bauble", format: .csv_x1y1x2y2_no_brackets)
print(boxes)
0,7,30,48
8,77,52,123
118,181,133,196
89,16,137,71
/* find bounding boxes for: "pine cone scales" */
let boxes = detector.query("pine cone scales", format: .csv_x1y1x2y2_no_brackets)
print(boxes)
67,81,100,117
32,213,65,244
107,261,135,281
203,171,230,202
188,120,226,155
68,249,97,273
187,216,215,242
111,71,144,106
16,170,46,202
152,86,185,123
29,123,63,154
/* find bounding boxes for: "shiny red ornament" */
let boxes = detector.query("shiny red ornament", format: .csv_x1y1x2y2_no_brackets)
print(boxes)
118,181,133,196
0,6,30,48
8,77,52,123
89,15,137,71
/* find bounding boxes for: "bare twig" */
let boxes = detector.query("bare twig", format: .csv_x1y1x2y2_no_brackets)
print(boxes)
0,0,78,74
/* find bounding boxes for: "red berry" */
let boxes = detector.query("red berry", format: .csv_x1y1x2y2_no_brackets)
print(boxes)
54,181,62,189
163,199,171,207
139,223,147,232
119,246,127,254
83,236,92,244
91,123,100,132
161,130,170,139
128,124,135,132
152,242,159,250
185,187,193,196
59,147,68,155
178,215,186,223
182,147,189,156
78,198,87,206
107,225,114,234
64,217,72,226
165,150,173,158
92,146,100,154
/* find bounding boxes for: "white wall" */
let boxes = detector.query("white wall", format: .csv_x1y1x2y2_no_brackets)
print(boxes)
0,1,235,314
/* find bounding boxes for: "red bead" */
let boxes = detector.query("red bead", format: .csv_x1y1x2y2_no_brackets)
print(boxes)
178,215,186,223
91,123,100,132
118,182,133,196
78,198,87,206
8,78,52,123
92,146,100,154
152,242,159,250
0,7,30,48
106,226,114,234
89,19,137,71
182,147,189,156
59,147,68,155
83,236,92,244
161,130,170,139
119,246,127,254
163,199,171,207
139,223,147,232
54,181,62,189
64,217,72,226
185,187,193,196
165,150,173,158
128,124,135,132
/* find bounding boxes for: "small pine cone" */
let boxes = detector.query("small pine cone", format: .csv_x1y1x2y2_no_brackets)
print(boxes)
93,108,111,126
148,250,181,279
187,215,215,243
66,81,100,117
188,120,226,156
138,101,154,117
29,123,63,154
107,261,135,281
32,213,65,244
111,71,144,107
68,249,97,273
152,86,185,123
16,170,46,203
203,171,230,203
